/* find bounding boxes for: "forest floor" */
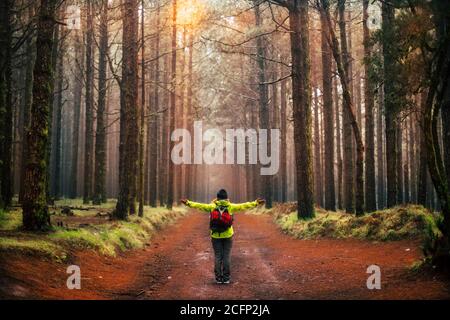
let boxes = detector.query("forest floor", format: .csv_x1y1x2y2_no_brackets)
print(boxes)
1,210,449,299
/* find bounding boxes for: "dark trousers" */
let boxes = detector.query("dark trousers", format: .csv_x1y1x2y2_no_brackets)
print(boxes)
211,237,233,281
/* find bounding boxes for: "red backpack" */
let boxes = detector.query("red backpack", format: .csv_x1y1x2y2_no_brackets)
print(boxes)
210,205,233,233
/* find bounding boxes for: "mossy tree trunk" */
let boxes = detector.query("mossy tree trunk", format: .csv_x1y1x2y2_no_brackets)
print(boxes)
22,0,58,231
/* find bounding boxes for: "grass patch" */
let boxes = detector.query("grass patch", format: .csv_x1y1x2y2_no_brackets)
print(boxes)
49,206,187,257
271,204,442,243
0,202,187,261
0,237,67,262
0,208,22,231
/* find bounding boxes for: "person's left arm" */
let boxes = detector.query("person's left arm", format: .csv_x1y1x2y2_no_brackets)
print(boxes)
229,200,259,213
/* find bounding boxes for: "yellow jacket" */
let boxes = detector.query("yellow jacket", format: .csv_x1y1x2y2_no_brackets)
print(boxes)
185,199,259,239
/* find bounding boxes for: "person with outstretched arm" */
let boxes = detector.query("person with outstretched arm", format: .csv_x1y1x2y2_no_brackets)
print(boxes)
181,189,265,284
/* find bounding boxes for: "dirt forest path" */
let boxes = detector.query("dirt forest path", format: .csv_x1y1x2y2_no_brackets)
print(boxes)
1,210,449,300
116,211,449,300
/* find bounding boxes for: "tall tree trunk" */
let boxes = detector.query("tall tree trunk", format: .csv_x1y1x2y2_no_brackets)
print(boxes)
363,0,376,212
289,1,314,218
53,36,65,200
0,0,13,208
320,8,335,210
337,0,355,213
382,0,399,208
397,122,403,203
22,0,57,230
271,66,280,202
138,0,146,216
149,3,161,207
313,87,323,207
69,30,84,199
114,0,139,219
254,3,273,209
418,92,428,206
93,0,109,205
159,53,169,207
409,113,417,203
83,0,94,204
334,74,343,209
280,71,288,202
377,86,385,208
404,124,410,203
19,4,36,203
183,31,194,200
321,0,365,215
166,0,177,210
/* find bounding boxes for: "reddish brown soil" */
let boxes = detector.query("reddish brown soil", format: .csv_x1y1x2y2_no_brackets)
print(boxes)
1,211,449,300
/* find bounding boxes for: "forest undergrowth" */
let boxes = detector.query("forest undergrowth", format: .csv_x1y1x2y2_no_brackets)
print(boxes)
0,200,187,262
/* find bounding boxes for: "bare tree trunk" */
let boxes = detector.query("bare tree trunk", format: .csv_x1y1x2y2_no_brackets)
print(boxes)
254,3,273,209
313,87,323,207
69,30,84,199
0,0,13,208
53,35,65,200
19,4,36,203
149,4,160,207
320,8,335,210
363,0,376,212
93,0,109,205
334,75,343,209
321,0,365,215
382,1,399,208
138,0,146,216
280,71,288,202
114,0,139,219
83,0,94,204
289,1,314,218
184,31,194,200
377,86,385,208
397,122,403,203
166,0,177,209
418,93,428,206
337,0,355,213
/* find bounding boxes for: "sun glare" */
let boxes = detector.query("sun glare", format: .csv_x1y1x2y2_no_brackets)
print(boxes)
177,0,206,27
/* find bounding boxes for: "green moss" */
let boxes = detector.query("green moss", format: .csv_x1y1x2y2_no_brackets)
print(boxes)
50,205,187,257
0,209,22,231
271,204,442,245
0,237,67,262
1,202,187,261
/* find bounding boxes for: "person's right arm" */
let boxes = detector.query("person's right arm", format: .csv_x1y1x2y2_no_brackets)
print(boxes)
183,200,215,213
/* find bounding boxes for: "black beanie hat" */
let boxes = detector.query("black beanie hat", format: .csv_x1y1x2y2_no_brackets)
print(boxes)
217,189,228,200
